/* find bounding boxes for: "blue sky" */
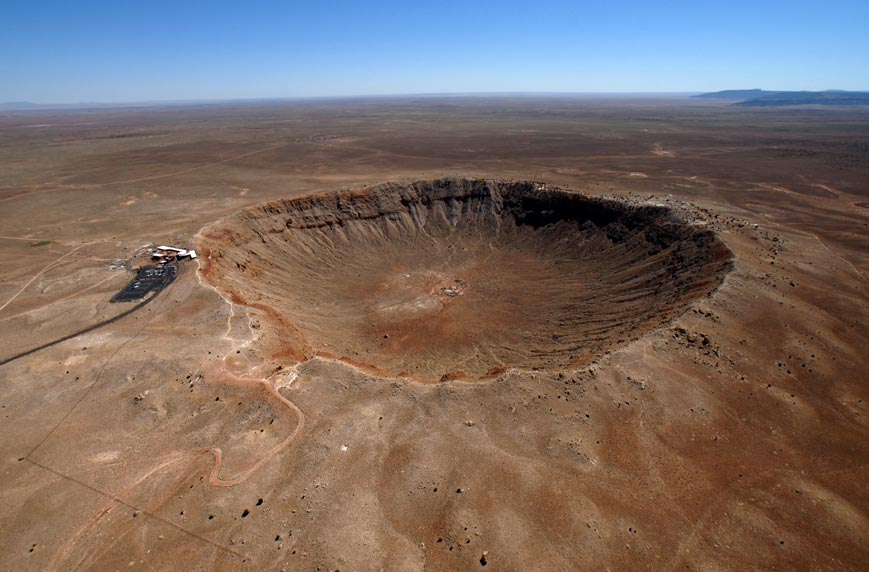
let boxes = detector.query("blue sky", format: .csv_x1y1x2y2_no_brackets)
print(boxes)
1,0,867,103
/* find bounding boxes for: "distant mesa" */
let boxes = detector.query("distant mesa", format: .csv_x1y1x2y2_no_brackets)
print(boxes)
693,89,779,100
694,89,869,107
199,178,732,381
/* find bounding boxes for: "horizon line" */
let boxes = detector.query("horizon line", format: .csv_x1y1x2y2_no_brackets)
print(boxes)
4,91,703,108
4,88,867,111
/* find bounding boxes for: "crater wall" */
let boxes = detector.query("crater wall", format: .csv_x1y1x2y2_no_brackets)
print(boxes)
198,179,732,380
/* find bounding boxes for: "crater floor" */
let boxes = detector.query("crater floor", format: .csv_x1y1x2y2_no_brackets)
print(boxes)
199,179,732,380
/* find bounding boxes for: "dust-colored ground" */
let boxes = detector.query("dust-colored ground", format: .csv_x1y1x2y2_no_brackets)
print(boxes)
0,96,866,571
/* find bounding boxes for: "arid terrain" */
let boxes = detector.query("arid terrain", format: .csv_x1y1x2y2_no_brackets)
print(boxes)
0,96,866,571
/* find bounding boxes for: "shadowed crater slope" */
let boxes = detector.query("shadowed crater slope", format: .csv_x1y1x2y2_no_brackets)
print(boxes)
199,179,732,381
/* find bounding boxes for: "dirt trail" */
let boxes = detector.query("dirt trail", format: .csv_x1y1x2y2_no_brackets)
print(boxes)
0,242,101,314
41,264,306,570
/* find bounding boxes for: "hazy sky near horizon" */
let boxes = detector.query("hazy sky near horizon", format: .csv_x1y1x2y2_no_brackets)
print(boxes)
1,0,867,103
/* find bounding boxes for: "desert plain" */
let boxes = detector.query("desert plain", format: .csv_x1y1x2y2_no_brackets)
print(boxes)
0,96,866,571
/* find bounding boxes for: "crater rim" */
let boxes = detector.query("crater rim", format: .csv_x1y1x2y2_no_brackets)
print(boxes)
197,178,734,382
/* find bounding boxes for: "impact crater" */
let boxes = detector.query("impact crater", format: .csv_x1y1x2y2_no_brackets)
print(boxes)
199,179,732,380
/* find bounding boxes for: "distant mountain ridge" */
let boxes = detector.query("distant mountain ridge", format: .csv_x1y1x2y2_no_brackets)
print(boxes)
0,101,38,110
695,89,869,106
694,89,782,100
